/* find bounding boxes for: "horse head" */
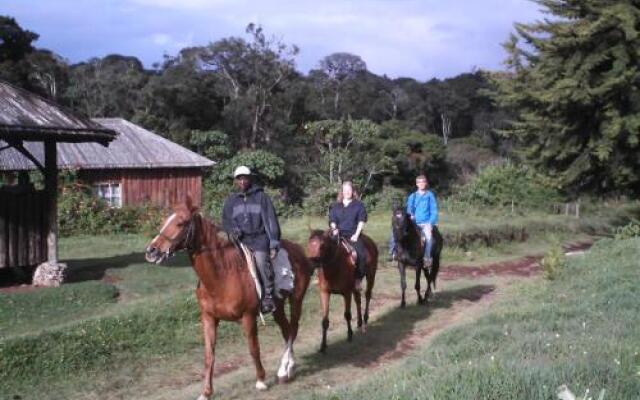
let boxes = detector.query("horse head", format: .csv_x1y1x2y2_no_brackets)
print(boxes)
307,229,336,268
391,205,411,241
145,196,200,264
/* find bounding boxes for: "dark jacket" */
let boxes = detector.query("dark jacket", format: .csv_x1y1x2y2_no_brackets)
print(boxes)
329,199,368,237
222,185,281,252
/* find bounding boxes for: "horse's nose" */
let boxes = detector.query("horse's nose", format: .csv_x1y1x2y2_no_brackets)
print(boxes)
145,246,159,262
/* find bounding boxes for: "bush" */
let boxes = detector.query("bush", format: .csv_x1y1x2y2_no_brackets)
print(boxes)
541,243,567,280
302,186,339,216
614,220,640,240
361,186,407,212
455,162,561,209
58,182,165,237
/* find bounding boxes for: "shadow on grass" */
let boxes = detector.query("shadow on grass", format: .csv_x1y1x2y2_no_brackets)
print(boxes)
297,284,495,376
65,252,191,283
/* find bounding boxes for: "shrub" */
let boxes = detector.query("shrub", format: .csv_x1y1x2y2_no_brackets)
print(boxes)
302,186,339,216
58,181,166,237
455,162,561,209
541,243,567,280
614,220,640,240
361,186,407,212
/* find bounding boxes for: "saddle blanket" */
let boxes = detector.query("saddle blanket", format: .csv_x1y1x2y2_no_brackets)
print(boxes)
239,243,295,299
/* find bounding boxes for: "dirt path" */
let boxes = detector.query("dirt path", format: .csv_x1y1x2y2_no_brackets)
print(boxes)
116,244,587,400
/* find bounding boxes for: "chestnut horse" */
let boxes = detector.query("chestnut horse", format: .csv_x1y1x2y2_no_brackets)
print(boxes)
145,201,311,400
307,230,378,353
391,205,443,308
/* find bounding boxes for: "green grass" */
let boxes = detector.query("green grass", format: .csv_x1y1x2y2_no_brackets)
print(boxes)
1,204,638,399
304,237,640,399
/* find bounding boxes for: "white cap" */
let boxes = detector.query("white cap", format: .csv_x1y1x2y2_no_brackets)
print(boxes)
233,165,252,178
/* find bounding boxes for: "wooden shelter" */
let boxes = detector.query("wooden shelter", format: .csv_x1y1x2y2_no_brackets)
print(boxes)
0,80,117,276
1,118,214,208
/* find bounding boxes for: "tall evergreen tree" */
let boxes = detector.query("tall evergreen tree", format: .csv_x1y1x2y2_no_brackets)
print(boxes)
496,0,640,194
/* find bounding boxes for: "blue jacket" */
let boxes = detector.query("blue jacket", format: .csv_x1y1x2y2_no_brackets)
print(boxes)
407,190,439,225
222,185,281,252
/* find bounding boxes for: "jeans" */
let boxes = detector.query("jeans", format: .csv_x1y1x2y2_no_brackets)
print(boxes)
418,223,433,260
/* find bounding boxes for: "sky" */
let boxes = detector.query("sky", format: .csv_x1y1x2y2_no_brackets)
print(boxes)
4,0,544,80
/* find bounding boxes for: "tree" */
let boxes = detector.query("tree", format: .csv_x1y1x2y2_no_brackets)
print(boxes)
0,16,40,90
64,54,149,119
496,0,640,194
315,52,367,117
197,24,299,149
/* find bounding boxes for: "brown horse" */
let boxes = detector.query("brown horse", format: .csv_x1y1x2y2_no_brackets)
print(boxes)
307,230,378,353
145,200,311,400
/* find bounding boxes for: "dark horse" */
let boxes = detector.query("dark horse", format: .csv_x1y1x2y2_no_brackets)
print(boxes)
391,205,443,308
307,230,378,353
145,199,312,399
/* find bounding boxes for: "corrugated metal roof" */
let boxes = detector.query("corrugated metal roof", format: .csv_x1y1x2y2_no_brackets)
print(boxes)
0,118,215,171
0,80,117,144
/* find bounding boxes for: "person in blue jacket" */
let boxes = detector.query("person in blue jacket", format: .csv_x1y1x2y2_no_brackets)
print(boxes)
389,174,439,266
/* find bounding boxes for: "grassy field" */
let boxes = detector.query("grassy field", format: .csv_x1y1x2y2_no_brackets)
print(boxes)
302,237,640,400
1,204,638,399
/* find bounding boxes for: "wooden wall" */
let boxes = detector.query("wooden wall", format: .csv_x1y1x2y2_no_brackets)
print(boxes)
0,188,47,269
79,168,203,208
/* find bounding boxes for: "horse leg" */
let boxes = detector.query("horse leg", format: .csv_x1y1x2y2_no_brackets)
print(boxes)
241,313,267,391
198,313,219,400
320,290,330,354
364,273,374,330
354,289,364,332
399,262,407,308
415,265,424,304
273,303,294,383
343,292,354,342
281,295,304,380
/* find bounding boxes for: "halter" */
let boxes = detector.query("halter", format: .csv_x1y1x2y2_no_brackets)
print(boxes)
158,214,200,256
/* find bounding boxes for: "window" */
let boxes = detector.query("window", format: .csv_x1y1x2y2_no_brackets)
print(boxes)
93,182,122,208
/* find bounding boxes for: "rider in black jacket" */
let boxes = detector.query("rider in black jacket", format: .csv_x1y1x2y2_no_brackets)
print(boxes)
222,166,281,313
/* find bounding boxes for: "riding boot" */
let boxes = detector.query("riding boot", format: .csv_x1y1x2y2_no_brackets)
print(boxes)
255,251,276,314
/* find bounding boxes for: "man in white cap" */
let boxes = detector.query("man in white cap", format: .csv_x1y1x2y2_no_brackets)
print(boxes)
222,165,281,313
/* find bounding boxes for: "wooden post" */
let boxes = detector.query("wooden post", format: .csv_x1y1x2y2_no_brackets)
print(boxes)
44,140,58,263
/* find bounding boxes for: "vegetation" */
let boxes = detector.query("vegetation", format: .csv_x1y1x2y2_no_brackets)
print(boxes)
304,237,640,400
58,179,164,237
496,0,640,194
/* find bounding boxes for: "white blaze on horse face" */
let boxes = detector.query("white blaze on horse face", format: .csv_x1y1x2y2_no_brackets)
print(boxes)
152,213,177,244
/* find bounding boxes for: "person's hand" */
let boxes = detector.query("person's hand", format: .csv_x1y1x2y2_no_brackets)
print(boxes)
331,228,339,237
410,215,416,221
350,234,359,242
230,229,242,242
270,248,278,260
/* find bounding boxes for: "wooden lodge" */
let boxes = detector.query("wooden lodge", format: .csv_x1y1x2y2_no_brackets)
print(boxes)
0,80,117,274
0,118,215,209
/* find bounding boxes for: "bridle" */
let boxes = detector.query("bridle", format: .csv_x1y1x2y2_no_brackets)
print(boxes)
309,231,345,268
157,213,199,256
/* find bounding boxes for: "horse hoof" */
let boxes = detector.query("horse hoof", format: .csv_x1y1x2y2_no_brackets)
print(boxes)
400,301,406,308
277,375,289,384
347,332,353,342
360,325,367,334
256,380,268,391
196,394,211,400
319,346,327,354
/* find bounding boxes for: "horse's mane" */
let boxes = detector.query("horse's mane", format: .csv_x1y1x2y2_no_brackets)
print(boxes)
198,215,248,271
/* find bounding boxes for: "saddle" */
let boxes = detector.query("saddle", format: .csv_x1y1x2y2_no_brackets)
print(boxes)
237,242,295,300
